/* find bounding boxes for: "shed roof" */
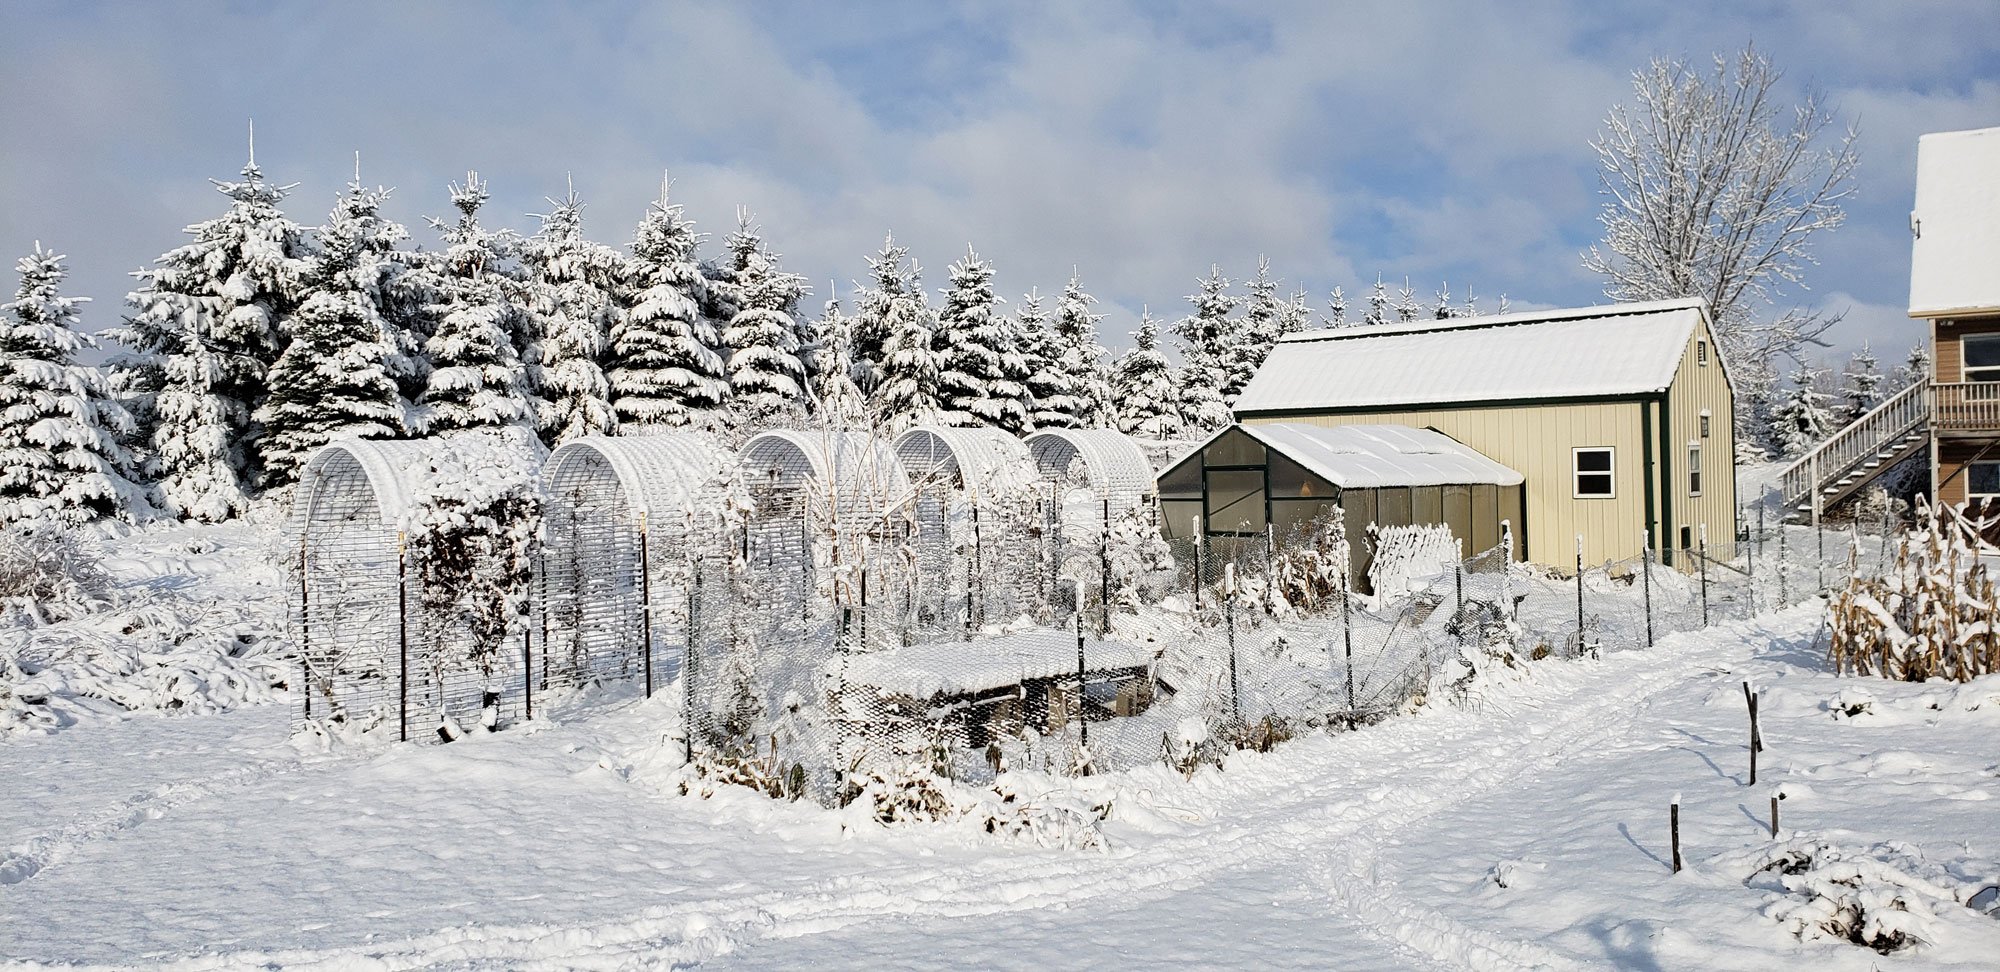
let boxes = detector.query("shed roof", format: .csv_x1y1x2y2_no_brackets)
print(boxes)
1233,298,1709,414
1169,423,1522,489
1910,126,2000,318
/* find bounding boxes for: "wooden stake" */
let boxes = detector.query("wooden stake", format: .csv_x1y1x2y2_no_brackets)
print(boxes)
1744,680,1762,785
1770,788,1784,838
1670,793,1683,873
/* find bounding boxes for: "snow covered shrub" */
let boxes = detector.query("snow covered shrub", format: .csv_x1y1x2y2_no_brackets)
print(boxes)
0,523,107,622
400,431,543,729
1728,836,1991,954
679,736,810,802
1830,500,2000,683
1103,503,1174,611
1264,512,1350,614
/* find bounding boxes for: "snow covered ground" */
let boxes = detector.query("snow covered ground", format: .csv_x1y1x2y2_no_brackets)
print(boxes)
4,529,1999,969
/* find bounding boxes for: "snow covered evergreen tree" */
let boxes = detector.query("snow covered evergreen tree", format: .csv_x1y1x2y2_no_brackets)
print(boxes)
868,251,944,432
932,246,1022,429
1281,289,1312,337
851,235,923,400
1172,266,1237,431
115,140,306,520
1896,342,1931,391
1842,343,1883,424
413,172,535,435
1222,258,1283,403
804,295,866,425
520,182,623,445
1050,273,1112,426
611,175,724,430
1324,286,1348,328
1772,364,1837,459
1432,282,1456,320
719,217,809,423
1019,289,1076,431
1111,310,1181,440
256,178,412,484
0,245,144,525
1393,278,1422,322
1362,274,1391,327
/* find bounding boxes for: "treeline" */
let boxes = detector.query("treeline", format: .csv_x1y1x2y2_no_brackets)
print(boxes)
0,148,1511,527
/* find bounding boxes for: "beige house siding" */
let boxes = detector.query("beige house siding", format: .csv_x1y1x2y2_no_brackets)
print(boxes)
1663,317,1739,561
1242,402,1650,569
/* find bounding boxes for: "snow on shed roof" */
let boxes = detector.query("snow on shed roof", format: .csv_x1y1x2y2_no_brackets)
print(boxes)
1234,298,1708,414
839,628,1156,699
1248,424,1520,488
1910,126,2000,318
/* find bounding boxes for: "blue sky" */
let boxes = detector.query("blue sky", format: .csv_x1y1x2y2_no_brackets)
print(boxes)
2,1,1995,365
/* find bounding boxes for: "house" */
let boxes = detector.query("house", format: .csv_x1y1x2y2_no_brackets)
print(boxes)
1157,423,1527,585
1228,298,1737,569
1911,126,2000,509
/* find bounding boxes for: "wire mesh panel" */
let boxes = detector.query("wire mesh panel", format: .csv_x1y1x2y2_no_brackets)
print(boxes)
1024,428,1157,515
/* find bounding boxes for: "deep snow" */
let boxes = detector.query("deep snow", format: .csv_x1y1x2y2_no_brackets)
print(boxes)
3,527,1999,970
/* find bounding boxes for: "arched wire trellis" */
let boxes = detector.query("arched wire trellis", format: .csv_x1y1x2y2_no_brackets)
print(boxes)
1024,428,1157,513
289,436,536,741
893,425,1033,498
540,434,728,697
739,430,910,643
893,425,1038,633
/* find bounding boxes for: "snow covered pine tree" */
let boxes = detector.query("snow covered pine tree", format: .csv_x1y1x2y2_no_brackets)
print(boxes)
611,175,726,431
1173,266,1237,432
933,246,1024,431
0,245,145,525
116,139,306,520
521,182,624,445
718,215,810,423
412,172,536,435
256,174,412,484
868,247,945,433
1051,273,1113,427
1111,310,1182,440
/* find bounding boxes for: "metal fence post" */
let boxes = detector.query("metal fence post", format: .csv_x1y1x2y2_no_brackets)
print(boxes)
1699,524,1710,626
299,539,311,720
1575,534,1586,655
397,531,409,743
1341,565,1355,723
1748,505,1759,615
1642,529,1654,647
1075,610,1089,749
1779,517,1789,608
640,512,654,699
1814,492,1826,594
1100,498,1112,636
1226,588,1241,728
685,554,700,764
1192,514,1206,612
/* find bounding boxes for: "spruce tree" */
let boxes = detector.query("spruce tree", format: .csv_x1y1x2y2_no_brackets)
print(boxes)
1362,274,1391,327
611,175,724,430
1393,278,1422,322
1325,285,1348,327
1172,266,1237,431
1111,310,1181,441
0,245,145,525
1772,364,1836,458
1432,281,1456,320
804,295,866,425
851,235,921,399
413,172,535,434
1223,258,1282,403
1897,342,1931,391
521,182,623,445
868,252,944,432
933,246,1021,429
1842,342,1883,423
1051,272,1112,426
256,179,410,484
115,141,306,520
1020,289,1076,431
719,217,810,422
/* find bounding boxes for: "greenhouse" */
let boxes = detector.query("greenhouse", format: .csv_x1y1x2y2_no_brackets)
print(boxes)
289,433,542,740
540,433,730,697
1156,423,1526,586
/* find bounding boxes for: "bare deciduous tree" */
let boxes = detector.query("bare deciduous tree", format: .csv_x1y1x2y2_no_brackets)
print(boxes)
1584,45,1859,444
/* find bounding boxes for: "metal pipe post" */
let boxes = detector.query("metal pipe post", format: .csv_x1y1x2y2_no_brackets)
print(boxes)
640,513,654,699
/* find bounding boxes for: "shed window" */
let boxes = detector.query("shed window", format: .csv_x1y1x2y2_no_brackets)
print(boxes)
1969,462,2000,500
1697,340,1709,365
1965,335,2000,382
1688,443,1703,496
1573,447,1614,498
1700,412,1711,438
1205,469,1266,533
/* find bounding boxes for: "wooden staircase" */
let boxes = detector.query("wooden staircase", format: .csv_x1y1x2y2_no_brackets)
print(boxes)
1776,379,1930,522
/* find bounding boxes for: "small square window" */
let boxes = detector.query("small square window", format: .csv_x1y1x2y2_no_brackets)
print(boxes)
1573,447,1614,498
1969,461,2000,500
1688,444,1703,496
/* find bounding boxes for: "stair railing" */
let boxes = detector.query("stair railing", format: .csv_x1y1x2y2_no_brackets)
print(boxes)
1778,378,1930,513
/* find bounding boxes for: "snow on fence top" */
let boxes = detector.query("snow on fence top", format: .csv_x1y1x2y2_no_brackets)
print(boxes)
838,627,1156,699
544,433,729,528
1910,126,2000,318
1023,428,1155,512
739,429,911,518
893,424,1034,498
1211,423,1523,489
1233,298,1709,414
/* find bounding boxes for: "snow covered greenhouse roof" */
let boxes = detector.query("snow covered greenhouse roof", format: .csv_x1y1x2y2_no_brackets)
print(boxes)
739,430,911,515
1232,298,1711,414
1169,423,1522,489
893,425,1033,497
1023,428,1155,511
544,433,730,527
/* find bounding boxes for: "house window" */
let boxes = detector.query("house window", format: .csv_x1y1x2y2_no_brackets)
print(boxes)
1700,411,1711,437
1964,334,2000,382
1688,444,1703,496
1697,340,1709,365
1969,462,2000,501
1573,447,1614,498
